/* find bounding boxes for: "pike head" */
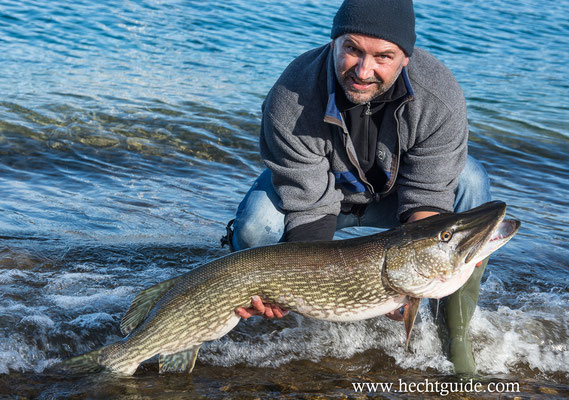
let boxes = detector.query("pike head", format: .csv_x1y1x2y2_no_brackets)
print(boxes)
383,201,520,300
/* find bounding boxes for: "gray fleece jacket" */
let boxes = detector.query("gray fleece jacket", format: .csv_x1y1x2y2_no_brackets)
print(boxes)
260,44,468,232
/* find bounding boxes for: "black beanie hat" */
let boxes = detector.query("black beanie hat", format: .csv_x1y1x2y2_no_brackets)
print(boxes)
331,0,416,56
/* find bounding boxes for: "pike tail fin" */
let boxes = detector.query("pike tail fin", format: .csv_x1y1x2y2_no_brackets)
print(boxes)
51,348,106,375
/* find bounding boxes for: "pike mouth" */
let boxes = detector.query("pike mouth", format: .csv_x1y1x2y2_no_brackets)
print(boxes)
465,218,521,264
490,219,519,242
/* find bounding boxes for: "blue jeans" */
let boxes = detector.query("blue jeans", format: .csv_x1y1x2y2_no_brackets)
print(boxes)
232,155,491,250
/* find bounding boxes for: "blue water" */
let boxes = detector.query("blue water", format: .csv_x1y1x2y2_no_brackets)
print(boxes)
1,0,568,398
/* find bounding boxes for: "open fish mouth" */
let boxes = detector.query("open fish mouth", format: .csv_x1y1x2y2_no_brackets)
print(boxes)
491,219,520,242
466,218,521,264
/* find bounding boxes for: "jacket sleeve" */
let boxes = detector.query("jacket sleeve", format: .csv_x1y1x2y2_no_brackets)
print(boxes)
396,96,468,220
259,99,344,234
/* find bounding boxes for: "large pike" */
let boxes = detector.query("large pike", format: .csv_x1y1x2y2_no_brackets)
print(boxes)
54,201,520,375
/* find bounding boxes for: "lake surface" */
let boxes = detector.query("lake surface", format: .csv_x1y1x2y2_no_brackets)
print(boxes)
1,0,568,398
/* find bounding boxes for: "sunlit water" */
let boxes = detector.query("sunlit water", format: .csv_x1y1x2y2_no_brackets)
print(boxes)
1,0,568,398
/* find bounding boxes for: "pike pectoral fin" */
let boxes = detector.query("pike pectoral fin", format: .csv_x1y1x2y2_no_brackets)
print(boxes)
159,344,202,374
404,297,421,347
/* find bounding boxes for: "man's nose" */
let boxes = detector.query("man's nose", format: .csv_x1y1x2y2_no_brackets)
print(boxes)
355,55,374,81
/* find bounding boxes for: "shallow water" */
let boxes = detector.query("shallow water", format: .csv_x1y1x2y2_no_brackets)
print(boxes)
1,0,568,398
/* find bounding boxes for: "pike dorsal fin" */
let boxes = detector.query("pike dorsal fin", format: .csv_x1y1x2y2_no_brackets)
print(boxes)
120,275,184,335
159,344,202,374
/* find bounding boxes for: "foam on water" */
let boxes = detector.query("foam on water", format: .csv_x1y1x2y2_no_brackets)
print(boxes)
48,286,134,310
43,272,114,292
472,307,569,375
472,302,569,375
202,315,378,369
0,269,31,284
19,314,56,330
0,336,52,374
385,307,454,372
201,304,454,373
69,312,117,330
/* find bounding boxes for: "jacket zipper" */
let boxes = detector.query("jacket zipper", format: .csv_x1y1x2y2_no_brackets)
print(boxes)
363,102,371,163
338,112,374,196
379,96,413,198
341,102,375,196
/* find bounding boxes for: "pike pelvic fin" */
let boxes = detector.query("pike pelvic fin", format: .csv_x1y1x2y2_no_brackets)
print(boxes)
120,275,184,335
404,297,421,347
159,344,202,374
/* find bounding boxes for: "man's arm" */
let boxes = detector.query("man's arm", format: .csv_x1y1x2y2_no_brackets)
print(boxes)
259,88,344,234
397,56,469,221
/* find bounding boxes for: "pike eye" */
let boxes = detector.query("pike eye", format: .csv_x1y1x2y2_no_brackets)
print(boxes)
439,231,453,242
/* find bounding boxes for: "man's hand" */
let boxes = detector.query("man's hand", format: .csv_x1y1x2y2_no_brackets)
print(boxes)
235,295,289,319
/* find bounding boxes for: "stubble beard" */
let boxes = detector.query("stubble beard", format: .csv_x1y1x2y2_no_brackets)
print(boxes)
336,64,404,105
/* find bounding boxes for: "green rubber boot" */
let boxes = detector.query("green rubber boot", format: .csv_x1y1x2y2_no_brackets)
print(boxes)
445,257,488,375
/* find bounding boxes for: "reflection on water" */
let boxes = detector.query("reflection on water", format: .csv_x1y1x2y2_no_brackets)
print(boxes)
0,0,568,398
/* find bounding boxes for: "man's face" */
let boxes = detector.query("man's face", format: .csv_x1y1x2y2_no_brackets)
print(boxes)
332,33,409,104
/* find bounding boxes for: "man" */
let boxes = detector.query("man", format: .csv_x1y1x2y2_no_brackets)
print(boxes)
223,0,491,374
